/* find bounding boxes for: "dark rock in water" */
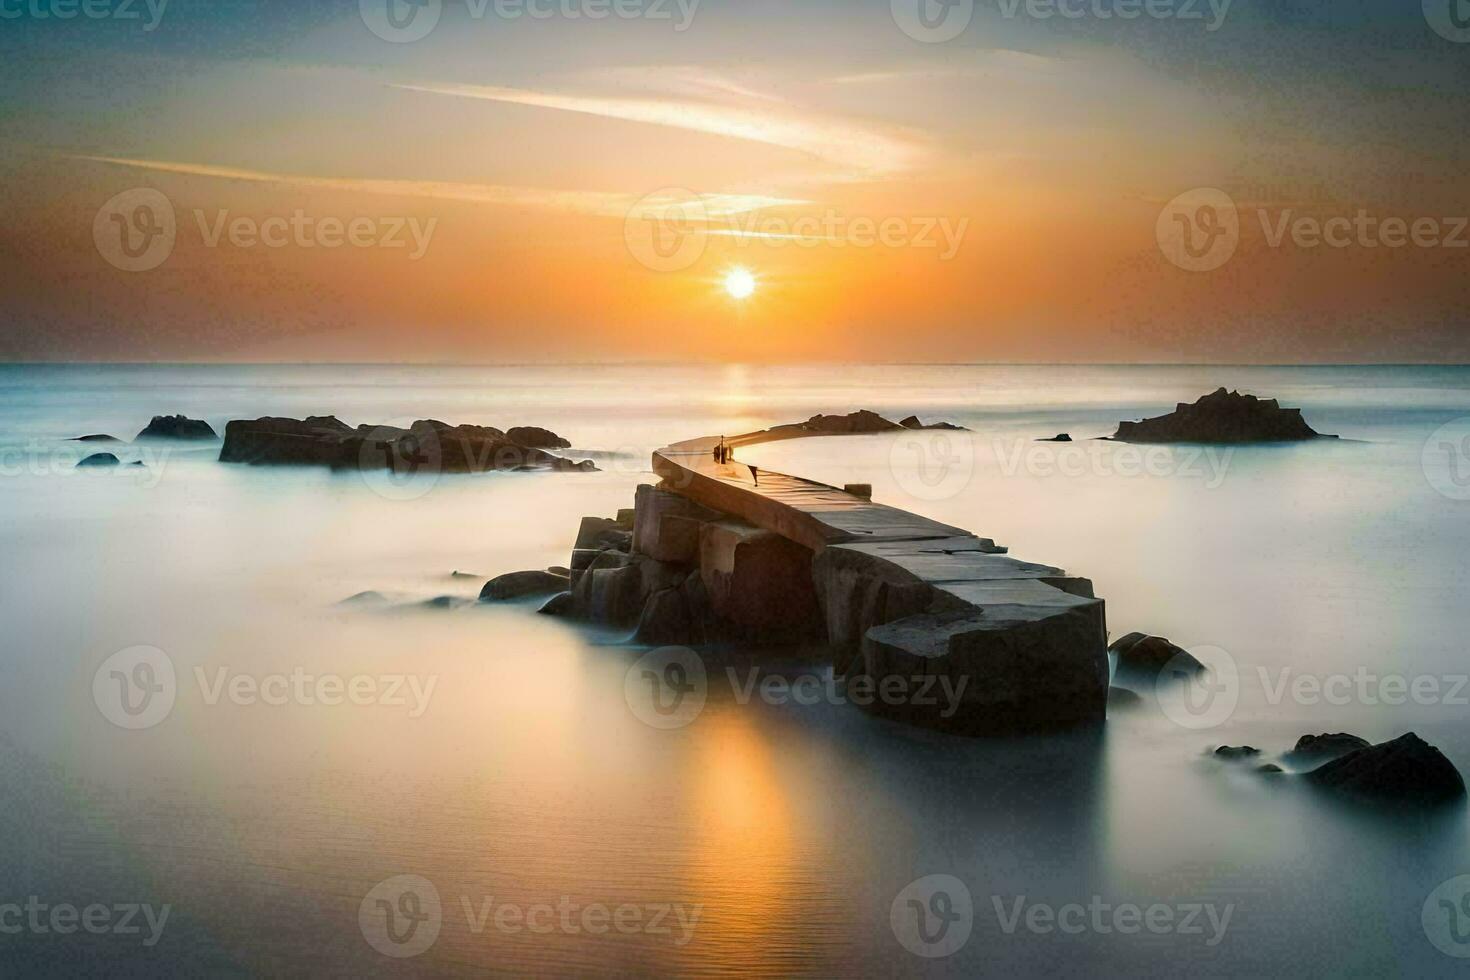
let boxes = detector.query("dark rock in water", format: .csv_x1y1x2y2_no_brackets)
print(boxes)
137,415,217,440
449,570,481,580
338,591,389,606
76,453,120,468
219,416,597,473
1107,687,1143,710
128,461,147,468
419,596,470,610
480,570,570,601
538,592,575,617
1039,433,1073,443
72,434,121,443
547,566,572,578
1112,388,1333,444
1257,764,1285,774
1288,733,1371,766
507,426,571,450
633,588,696,645
899,415,967,431
1109,632,1203,678
1215,745,1261,760
1306,733,1466,806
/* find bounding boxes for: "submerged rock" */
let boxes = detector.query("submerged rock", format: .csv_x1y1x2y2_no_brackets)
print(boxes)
480,570,570,601
1215,745,1261,760
137,415,216,440
71,433,121,443
338,591,389,607
76,452,120,467
1039,433,1073,443
1112,388,1333,444
899,415,967,431
418,596,471,610
1109,632,1203,678
538,592,575,617
1257,764,1285,774
1288,733,1371,766
1305,733,1466,806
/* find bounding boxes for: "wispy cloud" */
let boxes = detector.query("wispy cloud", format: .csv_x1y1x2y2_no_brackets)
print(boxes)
387,81,928,177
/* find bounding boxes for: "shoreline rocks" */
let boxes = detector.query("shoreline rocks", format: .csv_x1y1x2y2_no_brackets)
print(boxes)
219,417,595,473
1111,388,1334,444
137,415,217,441
1305,733,1466,806
1287,733,1371,766
480,570,570,601
1109,633,1203,679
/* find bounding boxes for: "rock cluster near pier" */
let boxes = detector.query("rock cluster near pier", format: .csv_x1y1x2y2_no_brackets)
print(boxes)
1112,388,1333,443
219,417,596,472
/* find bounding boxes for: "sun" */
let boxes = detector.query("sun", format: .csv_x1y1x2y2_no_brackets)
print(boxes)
723,267,757,300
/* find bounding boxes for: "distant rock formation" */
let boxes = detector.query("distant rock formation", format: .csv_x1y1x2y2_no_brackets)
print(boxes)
1039,433,1072,443
137,415,217,441
754,410,967,439
1306,733,1466,806
76,452,120,468
218,417,596,473
1215,745,1261,760
899,415,966,431
1288,733,1371,766
71,434,121,443
1109,632,1203,678
506,426,571,450
1112,388,1333,443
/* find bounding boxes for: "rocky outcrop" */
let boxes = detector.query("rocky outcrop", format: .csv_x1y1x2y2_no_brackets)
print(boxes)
76,452,120,467
1109,633,1203,678
899,415,966,431
506,426,571,449
71,434,121,443
137,415,216,440
1305,733,1466,806
480,570,570,601
1039,434,1072,443
754,410,966,439
1288,733,1371,766
1112,388,1332,444
219,417,596,473
1215,745,1261,760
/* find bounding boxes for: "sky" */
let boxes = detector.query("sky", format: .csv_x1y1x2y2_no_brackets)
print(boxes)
0,0,1466,363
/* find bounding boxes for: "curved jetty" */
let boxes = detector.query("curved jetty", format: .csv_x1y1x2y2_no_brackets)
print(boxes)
634,419,1109,734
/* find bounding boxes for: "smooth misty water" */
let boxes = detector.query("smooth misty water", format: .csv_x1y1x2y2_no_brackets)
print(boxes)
1,363,1469,977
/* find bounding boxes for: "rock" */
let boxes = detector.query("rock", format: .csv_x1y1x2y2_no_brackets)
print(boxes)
1288,733,1371,766
1109,633,1203,678
1039,433,1073,443
632,485,720,563
699,519,823,642
1257,764,1284,774
506,426,571,449
614,508,637,529
575,516,632,553
137,415,216,440
1215,746,1261,760
128,461,146,467
418,596,471,610
1112,388,1333,444
1305,733,1466,806
219,416,357,465
338,591,389,606
633,588,696,645
844,484,873,499
449,570,481,580
480,570,570,601
76,453,120,467
547,566,572,577
569,551,642,625
1107,687,1143,709
538,592,575,617
71,434,121,443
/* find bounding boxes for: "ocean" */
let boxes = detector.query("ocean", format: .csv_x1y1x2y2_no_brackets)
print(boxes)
1,362,1468,976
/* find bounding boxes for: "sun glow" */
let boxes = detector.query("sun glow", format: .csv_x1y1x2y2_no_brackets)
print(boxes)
724,267,757,300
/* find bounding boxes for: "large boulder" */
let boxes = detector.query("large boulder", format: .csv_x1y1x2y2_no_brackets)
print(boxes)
137,415,216,440
633,588,696,646
507,426,571,449
1112,388,1332,444
1305,733,1466,806
632,484,720,563
480,570,570,601
1288,733,1371,766
219,416,356,465
699,519,823,642
1109,633,1203,679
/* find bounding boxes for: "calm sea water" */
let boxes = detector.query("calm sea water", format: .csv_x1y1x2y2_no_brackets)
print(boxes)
2,363,1469,976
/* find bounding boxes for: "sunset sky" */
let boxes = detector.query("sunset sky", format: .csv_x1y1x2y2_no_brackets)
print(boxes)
1,0,1466,363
